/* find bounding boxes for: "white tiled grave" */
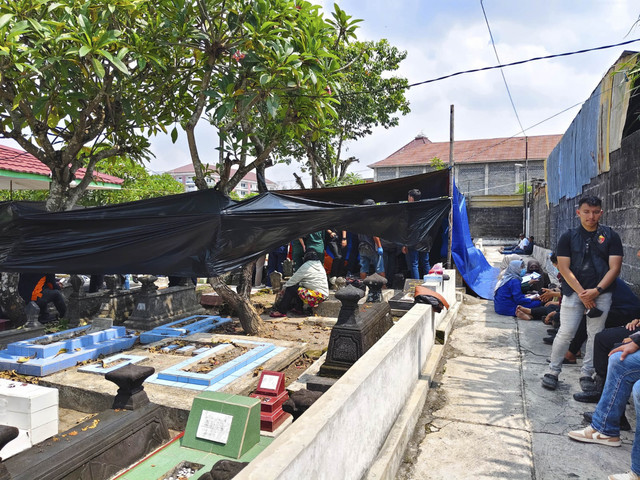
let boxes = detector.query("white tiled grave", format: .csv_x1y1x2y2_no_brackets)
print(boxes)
0,378,58,459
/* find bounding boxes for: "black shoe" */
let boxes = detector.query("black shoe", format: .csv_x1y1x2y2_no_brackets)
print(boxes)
574,390,601,403
543,336,555,345
547,328,558,335
580,376,596,392
541,373,558,390
583,411,631,431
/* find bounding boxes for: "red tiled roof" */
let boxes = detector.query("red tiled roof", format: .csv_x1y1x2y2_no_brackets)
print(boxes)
369,134,563,168
167,163,277,186
0,144,124,185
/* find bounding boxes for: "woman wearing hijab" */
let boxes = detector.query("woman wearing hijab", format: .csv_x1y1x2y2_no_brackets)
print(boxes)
494,259,542,316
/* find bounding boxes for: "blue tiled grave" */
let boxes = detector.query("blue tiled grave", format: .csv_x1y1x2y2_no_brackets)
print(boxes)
139,315,232,344
147,340,285,391
0,325,138,376
77,354,147,375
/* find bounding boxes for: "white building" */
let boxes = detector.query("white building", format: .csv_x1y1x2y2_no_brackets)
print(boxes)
166,163,277,196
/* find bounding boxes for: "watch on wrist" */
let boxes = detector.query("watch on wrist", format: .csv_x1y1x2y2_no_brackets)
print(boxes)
596,286,604,294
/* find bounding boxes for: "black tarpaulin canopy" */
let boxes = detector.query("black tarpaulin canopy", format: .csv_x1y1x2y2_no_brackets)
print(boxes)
278,169,450,204
0,186,450,277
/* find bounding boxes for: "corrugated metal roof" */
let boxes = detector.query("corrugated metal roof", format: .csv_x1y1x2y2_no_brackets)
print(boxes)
370,134,562,168
546,51,637,205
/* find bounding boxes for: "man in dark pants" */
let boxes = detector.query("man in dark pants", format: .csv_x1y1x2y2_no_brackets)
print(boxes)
18,273,67,323
542,195,623,391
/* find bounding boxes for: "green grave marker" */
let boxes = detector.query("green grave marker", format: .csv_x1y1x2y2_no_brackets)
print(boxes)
182,392,261,458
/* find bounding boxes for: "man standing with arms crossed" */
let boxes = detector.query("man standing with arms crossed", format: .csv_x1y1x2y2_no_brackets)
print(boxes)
542,195,623,391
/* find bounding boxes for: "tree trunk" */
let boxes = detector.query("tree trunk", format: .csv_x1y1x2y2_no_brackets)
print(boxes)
0,273,26,327
208,272,265,336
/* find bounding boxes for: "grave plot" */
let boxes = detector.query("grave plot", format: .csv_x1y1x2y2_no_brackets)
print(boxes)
139,315,232,344
114,392,273,480
0,325,138,376
146,339,285,391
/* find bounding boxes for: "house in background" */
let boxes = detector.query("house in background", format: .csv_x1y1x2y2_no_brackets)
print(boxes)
0,144,123,191
369,133,562,196
166,163,277,196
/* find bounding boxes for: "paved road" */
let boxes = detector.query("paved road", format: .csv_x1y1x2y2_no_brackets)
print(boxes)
397,248,635,480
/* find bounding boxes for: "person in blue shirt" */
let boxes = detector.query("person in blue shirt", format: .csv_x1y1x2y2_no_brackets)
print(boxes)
494,259,541,316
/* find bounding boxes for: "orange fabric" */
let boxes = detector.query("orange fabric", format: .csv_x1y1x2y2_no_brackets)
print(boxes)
414,285,449,309
31,276,46,302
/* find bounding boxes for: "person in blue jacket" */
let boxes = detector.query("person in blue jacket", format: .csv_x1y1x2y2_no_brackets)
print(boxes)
494,259,541,316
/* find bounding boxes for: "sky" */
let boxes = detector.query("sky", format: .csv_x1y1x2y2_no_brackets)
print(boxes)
2,1,639,188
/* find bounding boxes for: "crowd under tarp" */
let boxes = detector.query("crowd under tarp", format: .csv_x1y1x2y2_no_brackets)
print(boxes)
0,189,450,278
0,169,500,299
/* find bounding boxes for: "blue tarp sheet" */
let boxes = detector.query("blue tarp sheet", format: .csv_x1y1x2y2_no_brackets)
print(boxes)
451,182,499,299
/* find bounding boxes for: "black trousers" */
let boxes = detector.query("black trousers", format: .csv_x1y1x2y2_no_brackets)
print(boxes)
36,289,67,320
592,324,640,378
276,284,303,314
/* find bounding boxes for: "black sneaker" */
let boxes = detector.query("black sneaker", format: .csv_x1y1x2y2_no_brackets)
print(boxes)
583,411,631,431
547,328,558,335
542,373,558,390
580,376,596,392
543,336,555,345
574,390,602,403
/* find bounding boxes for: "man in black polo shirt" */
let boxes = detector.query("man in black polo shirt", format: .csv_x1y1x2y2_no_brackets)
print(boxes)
542,196,623,390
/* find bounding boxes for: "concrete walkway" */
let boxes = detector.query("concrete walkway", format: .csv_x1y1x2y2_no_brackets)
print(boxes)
397,248,636,480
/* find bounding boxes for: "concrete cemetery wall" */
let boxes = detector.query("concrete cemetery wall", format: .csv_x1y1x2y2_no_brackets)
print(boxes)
238,271,458,480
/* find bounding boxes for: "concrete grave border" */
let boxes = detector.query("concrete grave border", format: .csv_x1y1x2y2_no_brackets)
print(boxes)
237,270,459,480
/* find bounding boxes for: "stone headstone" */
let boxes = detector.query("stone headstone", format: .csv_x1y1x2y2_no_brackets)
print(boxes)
319,284,393,378
281,389,323,420
209,459,249,480
364,273,387,303
104,275,119,293
282,258,294,278
87,317,114,333
105,364,155,410
69,275,84,297
269,271,283,292
138,275,158,294
182,392,261,459
23,302,41,330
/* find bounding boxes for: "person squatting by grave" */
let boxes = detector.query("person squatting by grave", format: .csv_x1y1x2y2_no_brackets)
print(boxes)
270,250,329,318
18,273,67,324
541,195,623,391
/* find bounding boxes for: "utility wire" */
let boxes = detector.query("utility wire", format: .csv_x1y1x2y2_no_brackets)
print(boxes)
480,0,526,136
336,37,640,98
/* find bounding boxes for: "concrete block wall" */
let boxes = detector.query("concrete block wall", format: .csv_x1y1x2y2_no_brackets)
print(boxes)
468,206,523,239
237,271,458,480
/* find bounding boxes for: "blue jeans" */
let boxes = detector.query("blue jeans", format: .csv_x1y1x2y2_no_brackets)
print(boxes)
405,249,430,279
591,352,640,474
547,292,612,377
359,253,384,275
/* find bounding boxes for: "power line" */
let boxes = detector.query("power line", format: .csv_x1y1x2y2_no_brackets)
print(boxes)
480,0,526,136
336,37,640,99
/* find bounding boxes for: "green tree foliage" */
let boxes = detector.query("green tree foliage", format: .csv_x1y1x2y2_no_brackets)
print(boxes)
0,0,173,211
298,35,410,187
79,157,184,206
430,156,446,170
163,0,344,196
